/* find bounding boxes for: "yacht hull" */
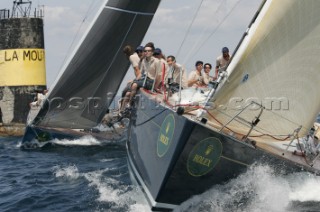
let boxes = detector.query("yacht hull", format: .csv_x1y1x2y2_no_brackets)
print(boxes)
22,125,126,149
127,91,316,211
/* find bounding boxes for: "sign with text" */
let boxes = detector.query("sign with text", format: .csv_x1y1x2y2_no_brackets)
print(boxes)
0,49,46,86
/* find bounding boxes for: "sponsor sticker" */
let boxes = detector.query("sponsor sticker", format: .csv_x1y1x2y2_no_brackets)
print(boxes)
157,114,175,157
187,137,222,177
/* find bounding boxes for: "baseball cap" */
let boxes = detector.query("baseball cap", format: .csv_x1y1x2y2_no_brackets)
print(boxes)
222,47,229,53
154,48,162,55
195,60,203,66
136,45,144,52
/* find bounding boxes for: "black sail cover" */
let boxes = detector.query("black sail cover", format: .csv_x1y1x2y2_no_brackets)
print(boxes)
33,0,161,129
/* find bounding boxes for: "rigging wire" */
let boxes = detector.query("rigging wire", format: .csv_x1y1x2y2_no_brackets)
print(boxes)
190,0,243,59
72,9,143,127
175,0,243,68
181,0,226,64
136,109,168,127
164,100,296,141
58,1,98,72
47,0,100,94
39,1,100,126
175,0,204,58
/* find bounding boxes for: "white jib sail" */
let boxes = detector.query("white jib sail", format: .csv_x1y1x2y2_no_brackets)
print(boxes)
207,0,320,141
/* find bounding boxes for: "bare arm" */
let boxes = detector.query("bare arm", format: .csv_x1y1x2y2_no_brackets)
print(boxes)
188,71,198,87
181,67,188,89
154,60,162,90
188,78,198,87
134,66,141,79
203,74,210,85
214,67,219,80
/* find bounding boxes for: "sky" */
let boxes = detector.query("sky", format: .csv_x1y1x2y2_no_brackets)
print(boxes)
1,0,262,91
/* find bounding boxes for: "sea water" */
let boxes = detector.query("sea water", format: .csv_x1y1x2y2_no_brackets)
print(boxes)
1,135,320,212
0,136,149,212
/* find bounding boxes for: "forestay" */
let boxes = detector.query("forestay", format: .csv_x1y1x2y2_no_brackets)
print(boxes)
208,0,320,140
32,0,161,129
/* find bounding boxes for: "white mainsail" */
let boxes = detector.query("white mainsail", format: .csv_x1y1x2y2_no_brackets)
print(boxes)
208,0,320,141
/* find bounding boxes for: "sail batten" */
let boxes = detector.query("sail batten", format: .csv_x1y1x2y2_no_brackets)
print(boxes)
104,6,156,16
208,0,320,141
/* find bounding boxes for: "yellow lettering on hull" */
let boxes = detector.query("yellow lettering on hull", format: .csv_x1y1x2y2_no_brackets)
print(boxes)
193,154,212,167
160,133,169,145
0,49,46,86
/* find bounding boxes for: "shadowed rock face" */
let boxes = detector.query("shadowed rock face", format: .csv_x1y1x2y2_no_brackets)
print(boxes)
0,107,2,123
0,123,25,136
0,85,46,137
0,18,44,49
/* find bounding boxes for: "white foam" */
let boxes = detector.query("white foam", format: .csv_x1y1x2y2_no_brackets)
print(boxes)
51,135,102,146
83,168,149,211
16,141,22,148
51,165,149,210
129,200,150,212
289,174,320,202
177,165,320,212
99,158,116,163
84,170,118,201
52,164,80,180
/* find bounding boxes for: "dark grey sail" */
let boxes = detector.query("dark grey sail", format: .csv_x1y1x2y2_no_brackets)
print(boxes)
33,0,161,129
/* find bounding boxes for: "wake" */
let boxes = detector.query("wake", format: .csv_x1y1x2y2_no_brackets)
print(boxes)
177,164,320,212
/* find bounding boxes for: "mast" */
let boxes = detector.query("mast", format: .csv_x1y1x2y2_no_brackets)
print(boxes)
226,0,267,74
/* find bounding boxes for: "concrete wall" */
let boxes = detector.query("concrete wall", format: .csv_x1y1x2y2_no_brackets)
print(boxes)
0,18,44,49
0,18,46,132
